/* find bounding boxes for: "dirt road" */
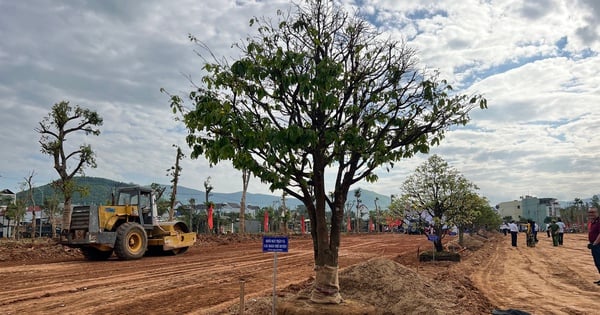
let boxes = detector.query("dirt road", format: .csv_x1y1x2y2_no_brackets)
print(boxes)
470,232,600,315
0,234,433,315
2,232,600,314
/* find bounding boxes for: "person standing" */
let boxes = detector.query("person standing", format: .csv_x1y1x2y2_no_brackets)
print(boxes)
508,220,519,247
556,218,566,246
587,208,600,285
526,220,535,247
500,222,509,236
533,221,539,243
549,220,559,246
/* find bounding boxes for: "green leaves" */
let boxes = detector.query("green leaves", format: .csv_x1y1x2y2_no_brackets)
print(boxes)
174,0,489,263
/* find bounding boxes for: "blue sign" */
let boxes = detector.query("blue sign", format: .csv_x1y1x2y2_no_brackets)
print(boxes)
263,236,288,253
427,234,438,242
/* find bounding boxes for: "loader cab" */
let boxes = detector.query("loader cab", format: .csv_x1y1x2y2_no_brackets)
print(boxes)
116,186,157,227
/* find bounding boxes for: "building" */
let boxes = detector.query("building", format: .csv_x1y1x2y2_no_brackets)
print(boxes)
496,200,521,221
521,196,557,228
496,195,560,228
0,189,17,238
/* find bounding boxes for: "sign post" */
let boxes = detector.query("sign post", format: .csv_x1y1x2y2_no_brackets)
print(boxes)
263,236,288,315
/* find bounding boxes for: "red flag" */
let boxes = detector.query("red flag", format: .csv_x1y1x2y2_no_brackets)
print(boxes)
347,216,351,232
207,205,214,230
264,211,269,233
300,215,306,234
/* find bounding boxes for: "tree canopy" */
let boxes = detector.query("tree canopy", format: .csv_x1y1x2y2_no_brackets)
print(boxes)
397,154,483,251
169,0,486,304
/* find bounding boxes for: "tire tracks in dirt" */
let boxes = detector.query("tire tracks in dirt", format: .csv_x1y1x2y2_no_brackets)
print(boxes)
0,233,430,314
471,233,600,315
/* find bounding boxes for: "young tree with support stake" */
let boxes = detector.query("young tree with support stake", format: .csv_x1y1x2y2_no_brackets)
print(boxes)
168,0,486,304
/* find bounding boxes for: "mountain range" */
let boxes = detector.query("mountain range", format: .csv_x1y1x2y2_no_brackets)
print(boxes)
17,176,392,211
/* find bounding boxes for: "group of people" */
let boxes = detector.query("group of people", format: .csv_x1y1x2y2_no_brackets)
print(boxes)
500,209,600,286
500,218,567,247
546,218,566,246
500,220,539,247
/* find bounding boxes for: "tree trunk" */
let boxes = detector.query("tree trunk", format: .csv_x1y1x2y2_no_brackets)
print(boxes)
62,197,72,233
309,173,344,304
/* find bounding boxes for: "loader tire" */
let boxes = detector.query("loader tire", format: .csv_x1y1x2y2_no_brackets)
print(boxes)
115,222,147,260
81,247,113,261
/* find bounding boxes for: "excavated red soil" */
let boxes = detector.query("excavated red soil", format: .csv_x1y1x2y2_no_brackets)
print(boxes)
1,232,598,314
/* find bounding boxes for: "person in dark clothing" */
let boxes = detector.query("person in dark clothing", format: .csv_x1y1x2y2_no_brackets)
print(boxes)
549,220,559,246
526,220,535,247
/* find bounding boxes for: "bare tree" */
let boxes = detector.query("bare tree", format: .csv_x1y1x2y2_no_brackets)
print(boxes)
36,101,103,232
24,171,37,237
167,145,184,221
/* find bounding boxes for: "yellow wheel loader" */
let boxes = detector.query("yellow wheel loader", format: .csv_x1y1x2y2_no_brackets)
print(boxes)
60,186,197,260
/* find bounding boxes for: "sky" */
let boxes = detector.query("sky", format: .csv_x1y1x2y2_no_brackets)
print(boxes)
1,0,599,206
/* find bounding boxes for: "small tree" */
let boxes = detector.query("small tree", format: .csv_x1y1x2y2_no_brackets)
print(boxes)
150,183,167,200
239,170,249,234
400,155,479,252
167,145,184,221
150,183,169,217
354,189,362,233
471,201,502,234
6,198,26,239
24,171,37,237
446,191,488,245
170,0,485,303
203,177,215,234
36,101,103,232
43,194,61,238
188,198,196,228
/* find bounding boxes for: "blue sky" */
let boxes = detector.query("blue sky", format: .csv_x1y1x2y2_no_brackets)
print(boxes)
1,0,599,206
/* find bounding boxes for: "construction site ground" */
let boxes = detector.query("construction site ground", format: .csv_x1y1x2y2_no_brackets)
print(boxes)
1,231,599,314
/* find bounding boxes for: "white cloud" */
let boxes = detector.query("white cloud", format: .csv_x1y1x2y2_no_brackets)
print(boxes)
0,0,598,206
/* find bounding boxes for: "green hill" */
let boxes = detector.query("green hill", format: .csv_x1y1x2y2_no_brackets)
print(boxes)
17,177,133,206
16,176,391,210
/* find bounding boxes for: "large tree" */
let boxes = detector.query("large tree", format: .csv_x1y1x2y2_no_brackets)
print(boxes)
170,0,486,303
37,101,103,232
399,155,480,252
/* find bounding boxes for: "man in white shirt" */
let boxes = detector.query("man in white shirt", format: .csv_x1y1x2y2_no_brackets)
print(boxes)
556,218,566,245
508,220,519,247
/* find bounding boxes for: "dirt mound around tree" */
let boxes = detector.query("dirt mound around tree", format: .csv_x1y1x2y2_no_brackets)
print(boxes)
226,243,496,315
338,258,456,313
